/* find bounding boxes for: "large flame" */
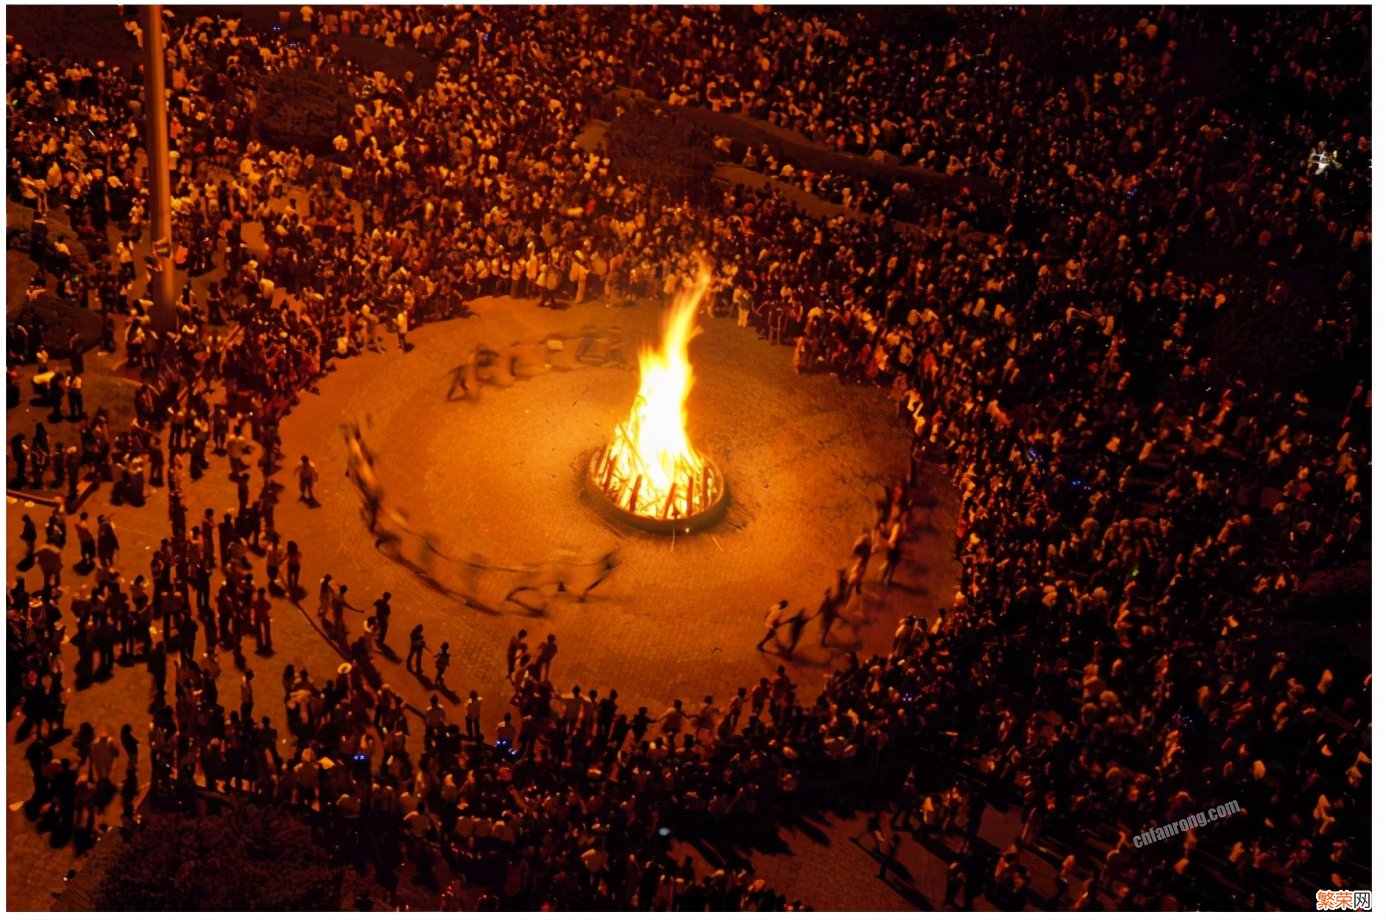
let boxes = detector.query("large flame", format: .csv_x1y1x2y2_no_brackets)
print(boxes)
598,263,717,519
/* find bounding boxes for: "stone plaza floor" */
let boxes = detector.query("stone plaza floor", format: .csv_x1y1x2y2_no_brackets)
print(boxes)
8,287,984,910
276,293,963,714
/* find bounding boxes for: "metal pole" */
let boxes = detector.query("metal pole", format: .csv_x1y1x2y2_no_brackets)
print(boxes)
143,4,177,331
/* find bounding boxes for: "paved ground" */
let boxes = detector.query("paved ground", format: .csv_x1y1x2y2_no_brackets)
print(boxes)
276,293,961,716
7,278,966,910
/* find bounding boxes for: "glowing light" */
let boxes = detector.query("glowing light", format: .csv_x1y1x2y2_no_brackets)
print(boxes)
596,262,720,520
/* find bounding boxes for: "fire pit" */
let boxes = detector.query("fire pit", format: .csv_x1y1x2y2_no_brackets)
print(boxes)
586,262,729,533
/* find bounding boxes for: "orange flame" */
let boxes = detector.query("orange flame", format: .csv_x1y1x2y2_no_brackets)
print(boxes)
601,263,714,519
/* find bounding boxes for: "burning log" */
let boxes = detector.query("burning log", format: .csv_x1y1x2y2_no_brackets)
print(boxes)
588,258,726,530
601,450,616,491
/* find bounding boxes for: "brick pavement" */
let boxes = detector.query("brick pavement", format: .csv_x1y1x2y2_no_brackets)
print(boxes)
8,291,966,910
268,295,962,716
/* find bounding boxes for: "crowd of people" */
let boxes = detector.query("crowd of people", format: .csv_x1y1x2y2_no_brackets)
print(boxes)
7,4,1370,911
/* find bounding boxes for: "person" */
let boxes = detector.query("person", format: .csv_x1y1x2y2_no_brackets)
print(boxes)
755,599,790,652
881,537,903,587
785,607,811,656
34,540,63,593
433,642,451,688
693,695,720,741
370,591,392,646
505,628,527,678
406,624,426,672
534,633,558,679
872,815,900,881
464,690,483,740
285,540,303,594
394,309,408,350
944,859,968,908
316,574,334,622
43,506,65,549
494,712,517,752
329,584,361,638
19,514,37,559
658,699,687,745
817,588,840,647
251,587,272,652
265,539,285,594
89,730,120,785
595,689,619,742
66,372,83,419
422,694,447,750
295,454,319,502
239,670,255,723
96,514,119,567
851,528,872,564
11,432,28,486
118,725,139,776
631,706,653,746
446,356,474,401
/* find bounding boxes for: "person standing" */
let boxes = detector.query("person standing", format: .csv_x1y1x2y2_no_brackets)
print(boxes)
258,487,277,544
534,633,558,680
874,819,900,880
394,309,408,350
494,713,517,752
239,670,255,724
295,455,319,502
406,624,426,673
96,514,119,567
118,725,139,777
285,540,303,594
66,373,84,419
65,445,81,502
505,629,527,678
265,539,285,594
316,574,334,622
464,690,483,741
330,584,361,639
74,512,95,567
67,329,84,376
89,730,120,786
596,689,618,743
433,642,451,689
252,588,272,652
370,591,392,646
11,433,28,487
19,514,37,559
944,858,968,908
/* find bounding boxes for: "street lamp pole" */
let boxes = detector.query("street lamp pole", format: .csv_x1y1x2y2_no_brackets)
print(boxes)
143,3,177,331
